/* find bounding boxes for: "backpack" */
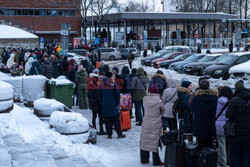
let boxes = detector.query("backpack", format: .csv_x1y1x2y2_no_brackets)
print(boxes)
172,95,184,119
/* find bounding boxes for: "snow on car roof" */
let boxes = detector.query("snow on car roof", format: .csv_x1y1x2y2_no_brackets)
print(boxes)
207,54,221,57
0,24,38,39
164,46,190,49
230,52,250,57
229,60,250,74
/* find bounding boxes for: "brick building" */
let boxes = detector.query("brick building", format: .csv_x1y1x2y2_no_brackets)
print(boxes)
0,0,81,43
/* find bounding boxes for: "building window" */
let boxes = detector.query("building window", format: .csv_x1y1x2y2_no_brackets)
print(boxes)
0,9,74,17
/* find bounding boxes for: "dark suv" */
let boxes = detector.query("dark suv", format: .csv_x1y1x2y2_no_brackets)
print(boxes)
203,52,250,80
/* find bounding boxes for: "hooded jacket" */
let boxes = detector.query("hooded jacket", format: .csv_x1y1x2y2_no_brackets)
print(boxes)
131,68,149,101
162,78,178,118
226,88,250,143
190,89,218,138
68,59,75,74
149,73,168,96
215,96,229,136
140,93,164,153
52,60,62,78
7,53,16,69
76,68,88,90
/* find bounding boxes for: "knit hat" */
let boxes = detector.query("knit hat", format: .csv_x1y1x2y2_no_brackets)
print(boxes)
235,80,244,92
33,55,37,60
149,84,159,94
181,81,192,88
77,65,85,72
112,67,119,74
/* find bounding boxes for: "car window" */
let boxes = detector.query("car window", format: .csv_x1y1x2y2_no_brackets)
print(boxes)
218,55,238,65
67,55,73,57
181,48,190,53
235,56,248,65
172,53,181,58
198,56,215,62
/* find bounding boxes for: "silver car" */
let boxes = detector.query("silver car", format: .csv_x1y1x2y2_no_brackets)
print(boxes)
95,48,121,61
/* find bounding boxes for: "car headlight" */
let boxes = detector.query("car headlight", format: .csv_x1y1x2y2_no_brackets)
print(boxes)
214,70,223,74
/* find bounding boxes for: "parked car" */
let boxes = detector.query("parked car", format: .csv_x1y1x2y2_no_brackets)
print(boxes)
140,50,152,57
127,48,140,57
163,46,192,53
183,54,221,75
67,53,86,64
141,50,170,66
244,43,250,51
93,48,121,60
204,52,250,80
159,53,194,69
118,48,130,60
229,60,250,81
169,54,206,73
69,49,89,56
202,53,230,70
152,52,185,68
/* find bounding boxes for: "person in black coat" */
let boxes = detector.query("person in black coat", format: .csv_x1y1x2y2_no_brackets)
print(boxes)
69,65,78,106
229,41,233,53
88,73,106,135
190,79,218,151
62,56,69,77
52,57,62,78
120,66,131,94
143,48,147,58
197,44,201,53
42,57,54,79
98,71,126,139
98,49,101,62
225,81,250,167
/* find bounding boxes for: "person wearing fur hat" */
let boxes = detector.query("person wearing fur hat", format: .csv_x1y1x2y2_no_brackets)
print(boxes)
225,80,250,167
140,84,164,166
76,65,89,109
189,79,218,151
177,80,193,143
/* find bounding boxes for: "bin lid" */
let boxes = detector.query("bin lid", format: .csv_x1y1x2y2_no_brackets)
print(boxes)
49,78,74,85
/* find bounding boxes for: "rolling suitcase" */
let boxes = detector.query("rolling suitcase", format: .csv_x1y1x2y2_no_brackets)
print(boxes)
197,147,217,167
119,110,131,131
164,119,185,167
185,142,198,167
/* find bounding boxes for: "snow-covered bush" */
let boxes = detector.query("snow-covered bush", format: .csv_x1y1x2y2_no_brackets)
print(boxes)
49,111,89,134
34,98,64,116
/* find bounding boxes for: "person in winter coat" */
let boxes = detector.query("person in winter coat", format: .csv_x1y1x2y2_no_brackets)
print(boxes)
149,70,168,96
87,73,106,135
162,78,178,132
76,65,89,109
29,61,42,75
69,65,78,106
229,41,233,52
225,81,250,167
68,59,76,74
127,50,134,69
7,53,16,70
131,67,150,126
190,79,218,151
42,57,54,79
178,81,193,143
120,66,131,94
98,71,126,139
25,56,35,74
216,86,233,167
62,57,69,77
98,49,101,62
140,84,164,166
52,57,62,78
143,48,147,58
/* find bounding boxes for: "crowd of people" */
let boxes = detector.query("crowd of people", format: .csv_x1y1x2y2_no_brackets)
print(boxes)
0,45,249,167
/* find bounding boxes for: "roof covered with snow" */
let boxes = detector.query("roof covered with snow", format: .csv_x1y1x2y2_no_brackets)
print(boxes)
0,25,38,39
229,60,250,74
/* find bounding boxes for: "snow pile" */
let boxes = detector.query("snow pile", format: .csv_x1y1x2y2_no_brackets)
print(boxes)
22,75,47,102
49,111,89,134
0,76,23,101
229,60,250,74
34,98,64,116
49,77,73,85
0,25,38,39
0,80,13,112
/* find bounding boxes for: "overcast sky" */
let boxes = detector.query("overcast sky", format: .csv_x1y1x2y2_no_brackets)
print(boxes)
118,0,163,12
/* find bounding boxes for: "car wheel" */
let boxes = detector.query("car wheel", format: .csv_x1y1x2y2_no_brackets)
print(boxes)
109,56,115,61
222,72,230,80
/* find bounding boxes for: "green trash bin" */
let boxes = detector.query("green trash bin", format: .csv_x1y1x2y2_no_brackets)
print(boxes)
47,81,75,108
